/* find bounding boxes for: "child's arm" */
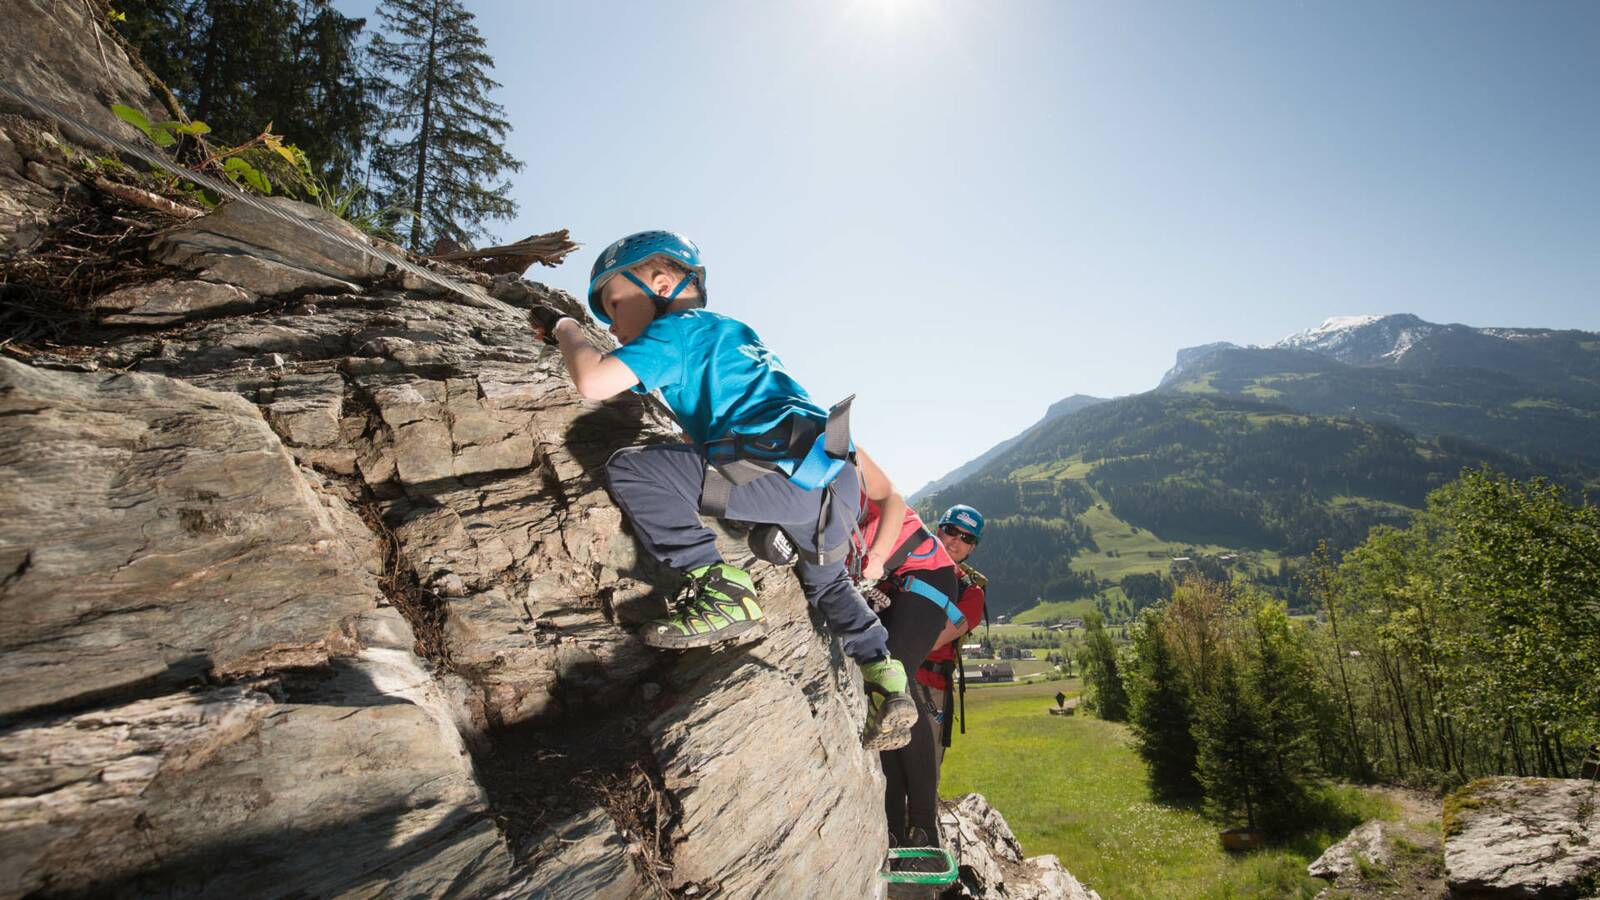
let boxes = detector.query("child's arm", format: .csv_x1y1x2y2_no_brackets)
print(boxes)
855,447,906,582
549,318,640,401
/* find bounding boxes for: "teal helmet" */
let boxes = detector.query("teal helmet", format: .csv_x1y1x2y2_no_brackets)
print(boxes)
938,504,985,542
588,230,707,324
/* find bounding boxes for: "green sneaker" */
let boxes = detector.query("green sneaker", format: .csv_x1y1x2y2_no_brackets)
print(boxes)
861,656,917,750
639,563,765,649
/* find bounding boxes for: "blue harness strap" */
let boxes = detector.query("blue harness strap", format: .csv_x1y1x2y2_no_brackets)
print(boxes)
902,575,966,627
621,270,697,317
787,430,848,491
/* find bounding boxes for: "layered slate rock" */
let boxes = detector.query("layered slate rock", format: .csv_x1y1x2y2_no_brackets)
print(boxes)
1445,777,1600,898
72,264,893,896
150,196,390,298
0,358,384,717
0,9,1096,893
2,158,893,895
90,277,258,325
0,608,530,898
0,0,164,157
0,122,63,257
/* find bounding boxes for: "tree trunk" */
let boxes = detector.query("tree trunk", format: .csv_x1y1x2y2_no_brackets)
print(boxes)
193,5,222,125
409,1,439,250
1323,591,1369,781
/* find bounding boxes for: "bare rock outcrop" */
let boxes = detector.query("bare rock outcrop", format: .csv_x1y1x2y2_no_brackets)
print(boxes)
0,51,890,896
938,793,1101,900
1444,777,1600,899
0,358,384,717
0,1,164,156
0,8,1099,897
1308,819,1397,881
1,216,890,895
0,0,165,257
149,196,390,299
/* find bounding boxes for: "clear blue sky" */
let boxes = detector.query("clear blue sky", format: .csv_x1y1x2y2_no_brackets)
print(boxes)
337,0,1600,492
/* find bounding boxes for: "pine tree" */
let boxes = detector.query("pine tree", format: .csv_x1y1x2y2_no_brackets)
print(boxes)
282,1,378,189
184,0,301,142
1193,656,1273,829
1238,590,1319,783
119,1,378,192
1082,612,1130,722
113,0,196,100
1128,612,1201,800
368,0,523,250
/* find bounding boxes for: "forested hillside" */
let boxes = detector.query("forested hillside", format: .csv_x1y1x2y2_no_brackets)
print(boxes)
919,393,1576,616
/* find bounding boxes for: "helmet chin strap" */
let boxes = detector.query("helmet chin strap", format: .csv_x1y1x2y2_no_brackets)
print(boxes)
621,271,698,319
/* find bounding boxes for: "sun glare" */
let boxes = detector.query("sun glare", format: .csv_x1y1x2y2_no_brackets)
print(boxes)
847,0,921,29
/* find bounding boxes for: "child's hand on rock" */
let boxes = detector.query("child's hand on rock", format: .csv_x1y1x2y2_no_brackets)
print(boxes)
528,304,569,346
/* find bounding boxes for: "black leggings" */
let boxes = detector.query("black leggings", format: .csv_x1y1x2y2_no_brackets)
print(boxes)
877,564,959,843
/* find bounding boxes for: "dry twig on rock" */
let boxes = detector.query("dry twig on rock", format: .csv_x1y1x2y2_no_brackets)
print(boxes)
424,229,580,275
92,177,203,219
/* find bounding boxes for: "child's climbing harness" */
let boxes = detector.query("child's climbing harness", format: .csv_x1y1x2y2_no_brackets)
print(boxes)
697,396,857,565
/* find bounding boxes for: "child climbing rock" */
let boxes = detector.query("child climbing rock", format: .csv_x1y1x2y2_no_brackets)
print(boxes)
527,230,917,750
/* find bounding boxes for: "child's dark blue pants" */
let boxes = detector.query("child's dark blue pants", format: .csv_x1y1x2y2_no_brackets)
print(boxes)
605,443,890,663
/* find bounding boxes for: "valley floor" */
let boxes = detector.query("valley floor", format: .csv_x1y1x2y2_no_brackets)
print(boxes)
940,682,1410,899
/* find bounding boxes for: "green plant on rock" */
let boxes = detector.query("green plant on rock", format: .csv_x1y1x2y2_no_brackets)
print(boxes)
111,103,274,194
1441,779,1495,837
107,103,407,238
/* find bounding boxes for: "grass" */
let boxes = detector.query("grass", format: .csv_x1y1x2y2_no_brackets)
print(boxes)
941,682,1398,899
1074,486,1278,582
1175,372,1221,394
1328,495,1415,517
1012,597,1101,624
959,657,1059,679
1510,398,1570,411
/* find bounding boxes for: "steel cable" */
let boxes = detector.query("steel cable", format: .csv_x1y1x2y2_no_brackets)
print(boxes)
0,78,515,315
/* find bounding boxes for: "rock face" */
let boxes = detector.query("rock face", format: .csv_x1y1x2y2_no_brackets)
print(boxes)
1445,777,1600,898
149,196,390,299
0,13,868,895
0,9,1097,898
0,358,384,717
0,0,166,258
0,0,164,156
0,213,889,895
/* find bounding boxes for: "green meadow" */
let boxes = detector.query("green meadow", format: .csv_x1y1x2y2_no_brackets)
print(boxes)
1004,454,1290,598
940,682,1395,899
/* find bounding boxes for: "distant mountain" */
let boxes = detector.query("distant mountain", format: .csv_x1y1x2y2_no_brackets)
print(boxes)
913,313,1598,618
916,392,1559,616
910,394,1106,502
1158,314,1600,469
1160,341,1242,384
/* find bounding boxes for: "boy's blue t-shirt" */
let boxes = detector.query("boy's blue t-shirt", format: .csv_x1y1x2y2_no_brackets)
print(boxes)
609,309,827,445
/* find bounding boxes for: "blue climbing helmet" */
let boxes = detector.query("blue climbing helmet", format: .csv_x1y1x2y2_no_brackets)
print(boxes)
587,230,707,324
938,504,985,542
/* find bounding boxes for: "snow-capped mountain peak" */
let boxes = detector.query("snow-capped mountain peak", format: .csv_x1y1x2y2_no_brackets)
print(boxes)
1273,313,1434,364
1278,315,1384,346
